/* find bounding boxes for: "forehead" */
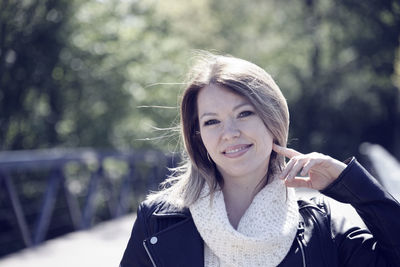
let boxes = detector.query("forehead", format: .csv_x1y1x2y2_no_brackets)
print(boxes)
197,84,249,112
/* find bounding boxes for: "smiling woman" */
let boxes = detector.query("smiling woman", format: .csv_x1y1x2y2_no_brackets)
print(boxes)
197,85,276,228
120,52,400,267
197,85,273,187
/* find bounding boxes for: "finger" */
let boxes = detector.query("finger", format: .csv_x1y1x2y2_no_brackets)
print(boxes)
273,144,302,159
300,158,322,176
284,176,312,188
279,158,296,179
285,158,307,181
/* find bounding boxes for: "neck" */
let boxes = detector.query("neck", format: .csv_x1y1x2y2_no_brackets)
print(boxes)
221,174,265,229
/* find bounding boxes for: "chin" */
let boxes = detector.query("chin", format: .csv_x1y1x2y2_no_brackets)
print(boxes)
220,165,257,178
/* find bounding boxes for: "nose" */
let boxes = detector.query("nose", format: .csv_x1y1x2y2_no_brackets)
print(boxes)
221,119,240,140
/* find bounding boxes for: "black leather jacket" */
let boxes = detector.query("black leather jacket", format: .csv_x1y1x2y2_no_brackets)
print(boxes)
120,158,400,266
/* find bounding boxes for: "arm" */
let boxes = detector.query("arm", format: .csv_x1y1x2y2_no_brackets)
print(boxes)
120,203,153,267
321,158,400,266
273,144,400,266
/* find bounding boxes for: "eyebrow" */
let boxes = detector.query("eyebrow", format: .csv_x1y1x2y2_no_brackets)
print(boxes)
199,102,252,120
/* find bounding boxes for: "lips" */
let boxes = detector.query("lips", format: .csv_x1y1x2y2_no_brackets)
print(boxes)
222,144,253,158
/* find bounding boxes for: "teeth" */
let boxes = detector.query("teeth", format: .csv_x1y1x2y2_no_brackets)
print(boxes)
225,146,247,154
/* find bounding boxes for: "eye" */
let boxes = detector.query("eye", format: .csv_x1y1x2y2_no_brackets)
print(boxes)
238,110,254,118
204,119,220,126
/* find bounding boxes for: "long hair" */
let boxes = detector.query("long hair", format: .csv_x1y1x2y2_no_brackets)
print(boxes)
147,52,289,207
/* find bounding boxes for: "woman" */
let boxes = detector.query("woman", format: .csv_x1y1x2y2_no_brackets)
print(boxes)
120,53,400,266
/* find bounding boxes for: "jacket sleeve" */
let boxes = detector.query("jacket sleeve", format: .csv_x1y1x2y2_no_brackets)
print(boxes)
120,203,153,267
321,157,400,266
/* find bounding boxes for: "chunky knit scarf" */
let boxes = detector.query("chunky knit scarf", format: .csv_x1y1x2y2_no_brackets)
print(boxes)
189,178,299,267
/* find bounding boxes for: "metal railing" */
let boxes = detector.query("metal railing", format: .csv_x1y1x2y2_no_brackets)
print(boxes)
0,148,174,256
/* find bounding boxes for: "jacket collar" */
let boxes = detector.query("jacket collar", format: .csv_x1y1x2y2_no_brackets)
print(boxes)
152,200,192,218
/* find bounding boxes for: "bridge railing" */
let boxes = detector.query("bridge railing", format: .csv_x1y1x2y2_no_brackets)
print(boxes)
0,148,175,257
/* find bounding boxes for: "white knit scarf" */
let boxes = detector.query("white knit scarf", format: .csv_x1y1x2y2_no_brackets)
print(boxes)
189,178,299,267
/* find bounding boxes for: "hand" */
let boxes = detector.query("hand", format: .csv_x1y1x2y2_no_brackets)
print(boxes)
272,144,347,190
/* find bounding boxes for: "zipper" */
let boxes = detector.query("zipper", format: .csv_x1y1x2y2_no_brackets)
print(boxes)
143,240,157,267
297,221,307,267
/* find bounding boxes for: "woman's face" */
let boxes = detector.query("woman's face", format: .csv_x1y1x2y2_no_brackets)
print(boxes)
197,84,274,182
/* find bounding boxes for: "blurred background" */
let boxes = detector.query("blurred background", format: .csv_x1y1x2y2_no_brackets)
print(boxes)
0,0,399,265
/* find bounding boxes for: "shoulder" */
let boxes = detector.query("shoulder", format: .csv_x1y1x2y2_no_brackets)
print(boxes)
136,198,164,219
298,194,362,221
297,195,331,217
297,194,367,233
137,197,191,219
297,195,333,233
135,197,192,238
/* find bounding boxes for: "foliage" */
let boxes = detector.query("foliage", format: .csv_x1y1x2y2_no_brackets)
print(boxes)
1,0,399,159
0,0,71,149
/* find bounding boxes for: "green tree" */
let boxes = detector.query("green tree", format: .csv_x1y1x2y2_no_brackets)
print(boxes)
168,0,400,158
1,0,399,159
0,0,185,151
0,0,71,150
286,0,400,158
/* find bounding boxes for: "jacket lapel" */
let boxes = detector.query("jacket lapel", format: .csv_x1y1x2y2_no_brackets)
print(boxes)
143,204,204,267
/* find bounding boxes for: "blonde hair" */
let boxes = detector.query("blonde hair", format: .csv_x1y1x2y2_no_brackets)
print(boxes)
147,52,289,207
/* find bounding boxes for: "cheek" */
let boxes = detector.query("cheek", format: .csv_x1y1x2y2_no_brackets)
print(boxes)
258,129,274,154
248,119,273,149
200,130,217,152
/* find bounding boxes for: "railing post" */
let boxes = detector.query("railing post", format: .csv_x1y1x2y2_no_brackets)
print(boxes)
81,162,103,229
0,170,33,247
116,161,136,217
62,179,82,230
33,168,63,245
103,167,118,219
